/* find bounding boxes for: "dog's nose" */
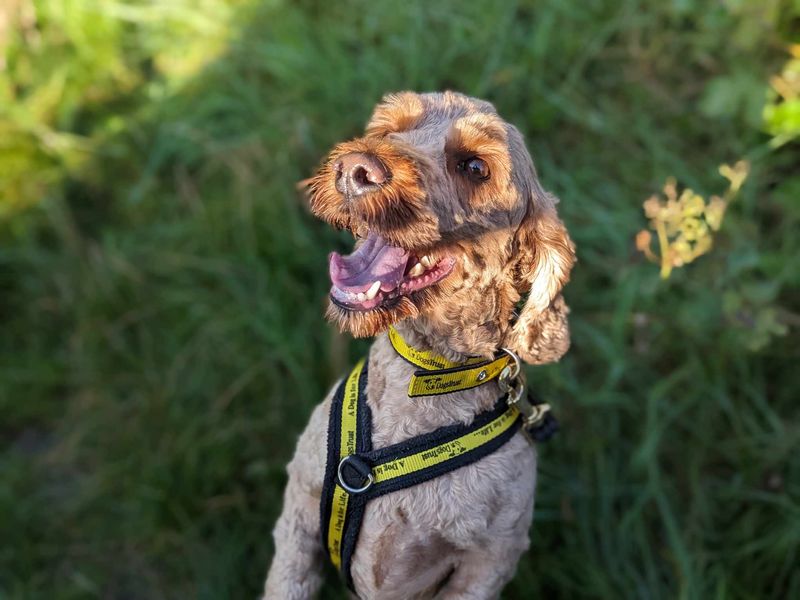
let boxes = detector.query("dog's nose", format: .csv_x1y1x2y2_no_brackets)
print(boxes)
334,153,388,197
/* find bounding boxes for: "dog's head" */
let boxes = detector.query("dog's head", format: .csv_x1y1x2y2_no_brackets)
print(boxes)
305,91,575,363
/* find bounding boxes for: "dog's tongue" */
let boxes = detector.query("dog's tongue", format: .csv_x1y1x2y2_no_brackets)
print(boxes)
329,232,410,293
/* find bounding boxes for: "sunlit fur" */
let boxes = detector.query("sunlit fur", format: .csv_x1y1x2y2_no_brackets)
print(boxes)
304,90,576,363
444,112,513,211
365,91,425,137
265,92,578,600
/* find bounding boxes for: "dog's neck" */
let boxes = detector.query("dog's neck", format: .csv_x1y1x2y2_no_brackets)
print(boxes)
366,329,502,449
393,318,507,363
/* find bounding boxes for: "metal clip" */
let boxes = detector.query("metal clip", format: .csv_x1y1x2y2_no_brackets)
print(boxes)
498,347,522,386
498,348,529,438
521,402,551,429
498,348,524,402
498,348,555,445
337,455,374,494
507,386,550,429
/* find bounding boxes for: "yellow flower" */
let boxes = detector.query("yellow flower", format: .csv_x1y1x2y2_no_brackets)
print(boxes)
635,230,651,250
680,218,708,242
643,196,662,219
705,196,727,231
672,238,694,264
636,160,747,278
694,235,712,256
719,161,749,195
662,200,684,236
681,191,705,217
663,177,678,202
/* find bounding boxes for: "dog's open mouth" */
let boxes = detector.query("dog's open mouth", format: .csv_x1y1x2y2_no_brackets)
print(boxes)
329,232,455,312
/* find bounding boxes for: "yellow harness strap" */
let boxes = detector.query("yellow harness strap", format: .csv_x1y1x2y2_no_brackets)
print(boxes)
320,358,521,592
387,326,511,397
326,358,365,571
371,405,519,483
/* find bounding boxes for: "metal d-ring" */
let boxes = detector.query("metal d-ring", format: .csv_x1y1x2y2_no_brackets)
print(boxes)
498,347,522,389
498,347,525,407
337,455,374,494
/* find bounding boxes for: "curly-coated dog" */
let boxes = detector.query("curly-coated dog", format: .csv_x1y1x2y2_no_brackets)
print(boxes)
264,91,575,599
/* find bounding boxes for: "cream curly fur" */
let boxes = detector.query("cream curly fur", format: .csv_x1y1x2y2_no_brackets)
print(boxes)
264,91,575,599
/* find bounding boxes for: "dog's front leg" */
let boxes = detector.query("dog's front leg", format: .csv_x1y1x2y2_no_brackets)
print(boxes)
263,399,332,600
437,538,529,600
262,478,323,599
438,480,535,600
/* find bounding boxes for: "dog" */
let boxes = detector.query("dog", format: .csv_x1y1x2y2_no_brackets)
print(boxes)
264,91,575,599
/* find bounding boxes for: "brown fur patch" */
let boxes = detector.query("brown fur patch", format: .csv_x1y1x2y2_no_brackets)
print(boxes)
396,506,408,524
304,136,439,250
366,92,425,137
372,528,456,592
372,522,400,589
304,91,575,357
445,113,513,211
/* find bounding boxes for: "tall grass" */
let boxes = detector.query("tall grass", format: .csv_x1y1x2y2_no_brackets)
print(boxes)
1,1,798,598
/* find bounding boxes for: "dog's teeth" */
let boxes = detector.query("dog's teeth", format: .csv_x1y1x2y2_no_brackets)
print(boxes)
420,255,434,268
365,281,381,300
408,263,424,277
357,292,366,302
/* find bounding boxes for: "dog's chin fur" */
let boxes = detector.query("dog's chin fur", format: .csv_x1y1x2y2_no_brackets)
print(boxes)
325,288,438,338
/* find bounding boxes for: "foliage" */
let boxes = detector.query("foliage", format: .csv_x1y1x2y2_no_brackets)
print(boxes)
636,161,749,279
764,44,800,147
0,0,241,224
1,1,799,599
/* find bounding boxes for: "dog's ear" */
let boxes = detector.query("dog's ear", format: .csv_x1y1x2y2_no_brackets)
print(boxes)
504,192,576,364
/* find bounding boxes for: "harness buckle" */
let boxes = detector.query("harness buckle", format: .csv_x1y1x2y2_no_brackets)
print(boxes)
507,384,551,427
498,348,557,444
337,455,374,494
521,402,551,428
498,347,525,405
498,347,522,384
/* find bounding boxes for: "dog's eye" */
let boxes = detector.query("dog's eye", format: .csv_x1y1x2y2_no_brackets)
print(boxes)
457,157,490,182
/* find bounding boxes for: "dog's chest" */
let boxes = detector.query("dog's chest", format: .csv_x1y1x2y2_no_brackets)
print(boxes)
345,338,537,597
349,432,536,597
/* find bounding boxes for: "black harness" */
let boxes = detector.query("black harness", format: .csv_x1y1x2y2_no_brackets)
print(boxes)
319,350,557,591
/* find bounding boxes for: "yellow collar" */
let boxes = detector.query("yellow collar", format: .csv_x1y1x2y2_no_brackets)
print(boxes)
387,326,511,397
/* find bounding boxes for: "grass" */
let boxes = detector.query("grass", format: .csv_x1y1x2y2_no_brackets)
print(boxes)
1,0,799,598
